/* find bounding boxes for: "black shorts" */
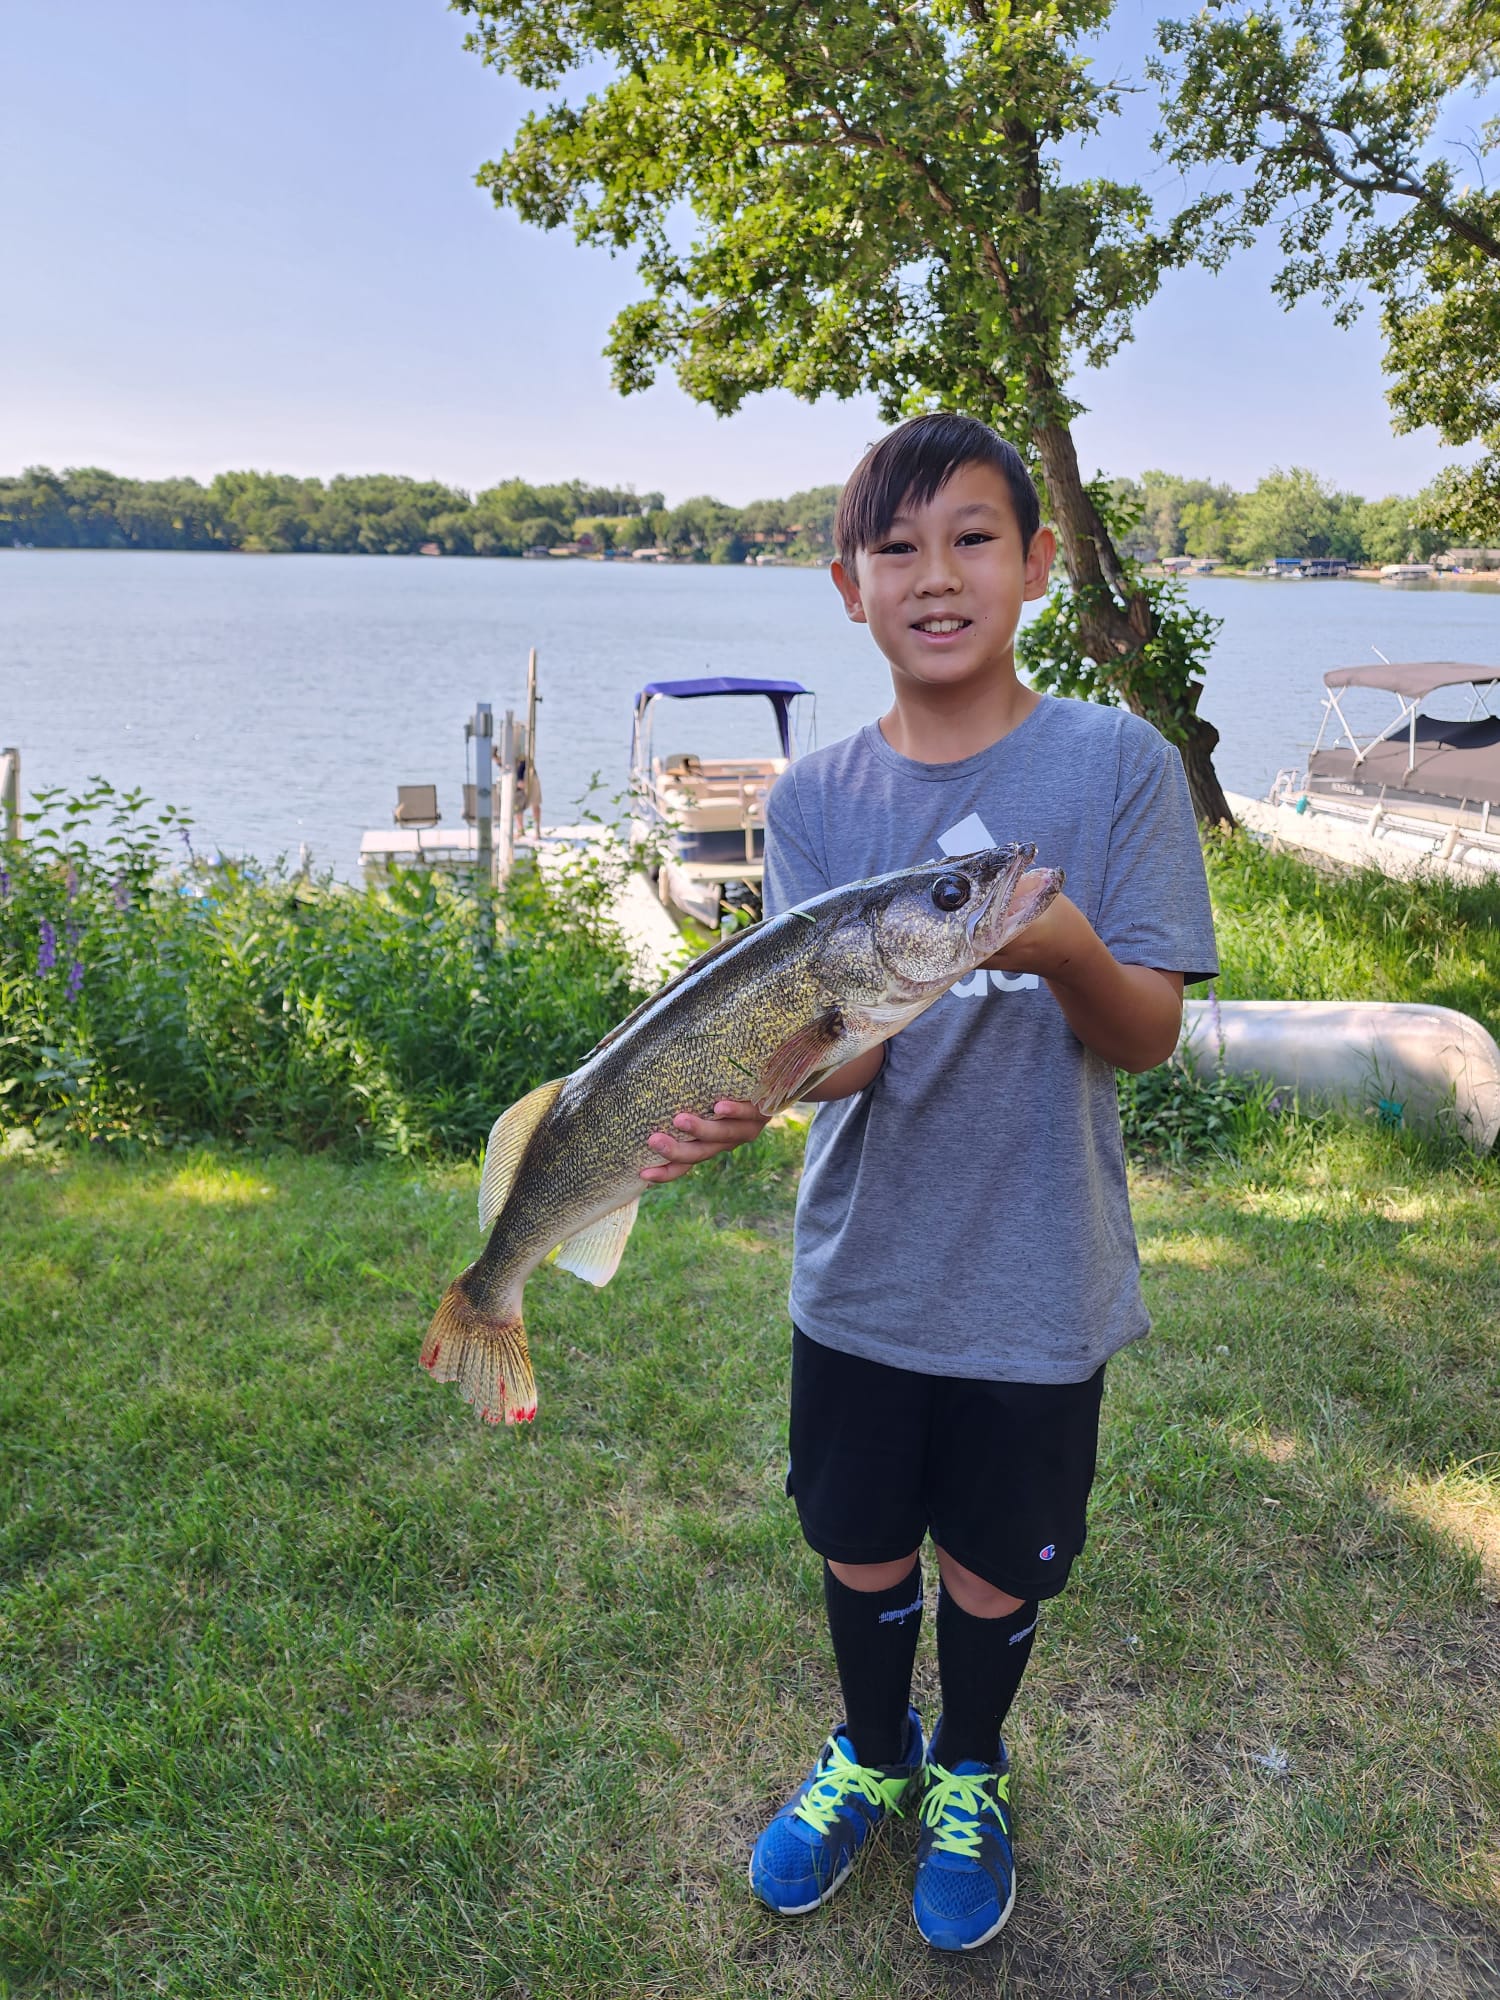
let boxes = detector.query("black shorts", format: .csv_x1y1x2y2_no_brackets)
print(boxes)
787,1326,1105,1602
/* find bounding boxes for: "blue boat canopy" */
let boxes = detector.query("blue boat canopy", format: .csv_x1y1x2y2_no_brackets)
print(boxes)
635,677,810,700
633,677,811,758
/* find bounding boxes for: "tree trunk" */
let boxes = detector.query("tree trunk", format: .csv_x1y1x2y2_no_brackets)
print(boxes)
1031,418,1236,828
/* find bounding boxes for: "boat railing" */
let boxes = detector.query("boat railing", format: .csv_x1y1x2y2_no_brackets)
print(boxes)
1268,766,1305,807
1281,783,1500,850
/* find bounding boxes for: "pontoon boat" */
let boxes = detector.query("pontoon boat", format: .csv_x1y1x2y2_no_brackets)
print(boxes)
629,676,813,929
1231,659,1500,879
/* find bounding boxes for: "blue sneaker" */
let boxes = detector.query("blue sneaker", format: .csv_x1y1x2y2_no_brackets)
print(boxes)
748,1709,924,1915
912,1739,1016,1950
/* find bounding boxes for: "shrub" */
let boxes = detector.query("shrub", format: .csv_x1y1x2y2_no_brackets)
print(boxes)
0,782,642,1155
1118,1037,1289,1167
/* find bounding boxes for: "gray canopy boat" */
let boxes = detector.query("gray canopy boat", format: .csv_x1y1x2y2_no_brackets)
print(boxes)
1254,659,1500,877
1303,660,1500,824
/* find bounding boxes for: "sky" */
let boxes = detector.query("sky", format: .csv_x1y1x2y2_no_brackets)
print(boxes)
1,0,1486,505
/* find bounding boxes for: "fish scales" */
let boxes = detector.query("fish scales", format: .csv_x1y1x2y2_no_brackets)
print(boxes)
420,844,1063,1426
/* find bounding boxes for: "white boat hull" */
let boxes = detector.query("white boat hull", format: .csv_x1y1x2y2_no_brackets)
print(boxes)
1226,791,1500,885
1180,999,1500,1151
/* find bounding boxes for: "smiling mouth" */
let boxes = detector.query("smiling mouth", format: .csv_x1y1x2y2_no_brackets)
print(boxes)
912,617,971,635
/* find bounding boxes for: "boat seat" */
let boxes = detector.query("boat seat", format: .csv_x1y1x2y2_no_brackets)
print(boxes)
1412,714,1500,751
394,784,441,827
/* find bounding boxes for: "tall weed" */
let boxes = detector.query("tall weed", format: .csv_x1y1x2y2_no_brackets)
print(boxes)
0,782,640,1154
1203,830,1500,1038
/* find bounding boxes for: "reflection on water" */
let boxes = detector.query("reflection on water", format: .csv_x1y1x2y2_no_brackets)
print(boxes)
4,551,1499,877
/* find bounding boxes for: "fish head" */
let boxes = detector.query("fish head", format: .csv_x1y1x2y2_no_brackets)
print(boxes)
865,845,1064,994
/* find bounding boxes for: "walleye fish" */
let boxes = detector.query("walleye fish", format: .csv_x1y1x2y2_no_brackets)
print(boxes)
421,844,1062,1424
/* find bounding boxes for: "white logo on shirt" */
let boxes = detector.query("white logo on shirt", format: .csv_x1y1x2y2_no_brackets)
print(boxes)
937,814,1039,997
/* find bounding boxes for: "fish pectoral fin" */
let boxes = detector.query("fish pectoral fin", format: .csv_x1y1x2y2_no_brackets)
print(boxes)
479,1078,566,1229
752,1008,845,1115
553,1198,641,1288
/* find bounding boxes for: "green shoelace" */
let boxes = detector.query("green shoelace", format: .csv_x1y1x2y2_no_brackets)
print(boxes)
793,1738,912,1836
919,1763,1010,1858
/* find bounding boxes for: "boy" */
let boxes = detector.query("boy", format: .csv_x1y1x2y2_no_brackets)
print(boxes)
639,413,1218,1951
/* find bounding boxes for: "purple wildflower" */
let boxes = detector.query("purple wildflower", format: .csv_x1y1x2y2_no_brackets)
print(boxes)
179,825,195,859
0,866,10,901
112,872,131,911
65,960,84,1002
1207,981,1225,1064
64,917,81,950
64,864,79,901
37,919,57,976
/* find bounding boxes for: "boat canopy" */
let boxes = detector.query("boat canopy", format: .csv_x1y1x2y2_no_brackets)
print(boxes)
1311,659,1500,808
632,677,811,759
1325,662,1500,698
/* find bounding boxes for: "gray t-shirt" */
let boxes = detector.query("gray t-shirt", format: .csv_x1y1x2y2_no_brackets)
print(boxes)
763,694,1219,1384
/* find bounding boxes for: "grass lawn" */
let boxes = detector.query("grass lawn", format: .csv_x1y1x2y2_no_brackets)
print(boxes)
2,1126,1497,1999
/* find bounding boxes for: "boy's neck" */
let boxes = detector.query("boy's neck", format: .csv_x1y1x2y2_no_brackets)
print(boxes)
877,657,1041,766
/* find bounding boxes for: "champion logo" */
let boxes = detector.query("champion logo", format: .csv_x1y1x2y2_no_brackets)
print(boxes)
1038,1544,1056,1562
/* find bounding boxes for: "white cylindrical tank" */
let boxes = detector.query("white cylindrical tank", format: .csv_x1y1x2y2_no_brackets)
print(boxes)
1180,1000,1500,1152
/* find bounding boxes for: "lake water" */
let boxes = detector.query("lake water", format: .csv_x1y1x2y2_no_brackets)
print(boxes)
4,551,1500,876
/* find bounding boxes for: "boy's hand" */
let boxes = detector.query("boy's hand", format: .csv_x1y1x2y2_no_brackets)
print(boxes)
983,876,1184,1073
640,1100,771,1183
982,879,1093,981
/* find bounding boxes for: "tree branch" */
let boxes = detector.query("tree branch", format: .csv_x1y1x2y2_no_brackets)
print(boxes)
1265,96,1500,263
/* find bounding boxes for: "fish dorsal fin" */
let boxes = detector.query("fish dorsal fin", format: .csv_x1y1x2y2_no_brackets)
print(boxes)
582,921,766,1062
478,1078,565,1229
552,1198,641,1288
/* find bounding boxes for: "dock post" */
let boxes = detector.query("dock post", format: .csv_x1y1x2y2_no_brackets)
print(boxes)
497,709,517,884
0,748,18,848
470,702,494,941
525,648,538,778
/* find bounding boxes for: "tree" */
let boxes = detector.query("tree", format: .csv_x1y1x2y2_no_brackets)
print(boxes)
1179,492,1240,560
1231,465,1352,563
1133,471,1239,559
1351,492,1446,565
1153,0,1500,545
458,0,1235,822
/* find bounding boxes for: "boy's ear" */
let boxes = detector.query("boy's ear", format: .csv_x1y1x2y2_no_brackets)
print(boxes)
1022,526,1056,603
830,558,867,625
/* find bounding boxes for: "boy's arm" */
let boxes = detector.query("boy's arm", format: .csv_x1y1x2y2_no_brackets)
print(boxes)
984,885,1183,1074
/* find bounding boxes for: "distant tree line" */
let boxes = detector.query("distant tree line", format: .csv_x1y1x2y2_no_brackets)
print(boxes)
0,466,840,563
1112,467,1452,568
0,461,1460,567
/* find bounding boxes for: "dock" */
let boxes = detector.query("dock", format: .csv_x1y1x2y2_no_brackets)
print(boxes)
359,817,686,986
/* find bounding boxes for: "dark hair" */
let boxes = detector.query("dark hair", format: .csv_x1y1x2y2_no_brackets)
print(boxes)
834,413,1039,566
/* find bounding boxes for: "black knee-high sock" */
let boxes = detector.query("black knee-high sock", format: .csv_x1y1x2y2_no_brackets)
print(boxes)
933,1586,1038,1769
822,1558,924,1767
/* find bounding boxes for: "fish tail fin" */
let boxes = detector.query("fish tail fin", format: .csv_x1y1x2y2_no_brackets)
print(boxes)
420,1267,536,1425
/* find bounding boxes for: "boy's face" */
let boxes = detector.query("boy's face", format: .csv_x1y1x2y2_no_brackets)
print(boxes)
830,461,1054,692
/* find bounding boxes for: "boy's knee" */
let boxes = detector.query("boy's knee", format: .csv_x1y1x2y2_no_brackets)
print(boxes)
934,1545,1026,1619
828,1552,922,1593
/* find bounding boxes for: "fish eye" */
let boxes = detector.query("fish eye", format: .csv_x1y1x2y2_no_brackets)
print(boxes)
931,873,971,912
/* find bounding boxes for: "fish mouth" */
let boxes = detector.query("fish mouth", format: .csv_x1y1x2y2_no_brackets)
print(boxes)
959,844,1064,955
960,844,1034,948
